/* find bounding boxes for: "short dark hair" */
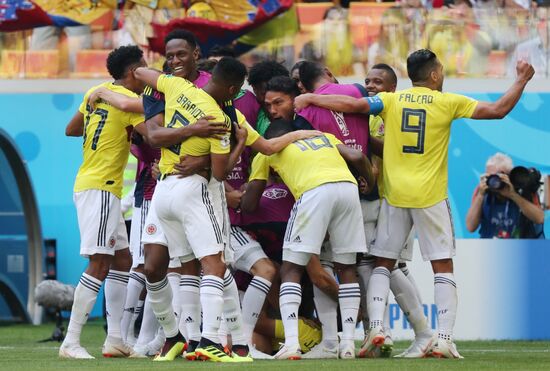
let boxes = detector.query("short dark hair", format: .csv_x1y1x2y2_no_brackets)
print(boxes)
266,76,300,97
290,60,306,76
197,58,218,73
164,29,198,49
298,61,325,92
248,60,289,87
371,63,398,85
407,49,438,82
208,44,236,58
264,119,294,139
106,45,143,80
212,57,247,87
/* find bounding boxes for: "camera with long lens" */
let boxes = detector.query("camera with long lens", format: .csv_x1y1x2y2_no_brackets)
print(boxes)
486,166,542,195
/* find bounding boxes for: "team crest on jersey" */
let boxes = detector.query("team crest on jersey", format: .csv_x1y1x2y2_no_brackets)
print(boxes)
220,135,230,148
146,224,157,235
263,188,288,200
108,236,116,248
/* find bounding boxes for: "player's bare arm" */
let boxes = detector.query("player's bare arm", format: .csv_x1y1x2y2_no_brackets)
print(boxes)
87,87,144,114
295,93,371,114
369,136,384,158
240,180,267,213
146,115,228,148
337,144,375,194
173,155,210,177
133,67,163,91
306,256,339,301
472,60,534,119
65,111,85,137
210,153,230,181
251,129,323,155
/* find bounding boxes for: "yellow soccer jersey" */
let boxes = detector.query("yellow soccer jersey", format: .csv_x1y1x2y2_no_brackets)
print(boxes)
249,133,356,199
74,82,144,198
156,74,231,175
237,109,261,146
369,87,478,208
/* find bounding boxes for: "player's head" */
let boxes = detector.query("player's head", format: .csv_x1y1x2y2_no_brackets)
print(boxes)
248,60,289,106
265,76,300,121
210,57,247,101
290,61,307,94
298,61,336,93
197,58,218,73
264,118,294,139
407,49,444,91
106,45,147,94
164,29,199,79
365,63,397,96
208,44,236,61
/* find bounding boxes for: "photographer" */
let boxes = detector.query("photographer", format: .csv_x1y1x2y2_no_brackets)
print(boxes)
466,153,545,239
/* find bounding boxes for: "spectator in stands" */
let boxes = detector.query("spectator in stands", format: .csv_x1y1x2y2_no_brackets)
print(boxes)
466,153,545,238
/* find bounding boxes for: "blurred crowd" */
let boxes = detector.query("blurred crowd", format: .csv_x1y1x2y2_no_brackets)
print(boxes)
0,0,549,78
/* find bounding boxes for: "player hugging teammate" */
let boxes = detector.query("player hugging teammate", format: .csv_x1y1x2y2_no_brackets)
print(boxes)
62,30,534,362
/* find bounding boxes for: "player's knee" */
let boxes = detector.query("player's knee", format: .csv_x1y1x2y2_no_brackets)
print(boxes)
200,253,225,277
86,255,112,281
431,258,453,274
251,258,277,282
112,248,132,272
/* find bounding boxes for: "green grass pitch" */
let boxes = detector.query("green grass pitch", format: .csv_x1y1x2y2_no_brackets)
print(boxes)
1,322,549,370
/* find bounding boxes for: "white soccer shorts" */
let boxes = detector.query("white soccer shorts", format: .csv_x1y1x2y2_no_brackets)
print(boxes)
370,198,455,262
151,175,224,261
208,178,233,264
283,182,367,266
129,200,150,268
74,189,128,257
230,226,268,273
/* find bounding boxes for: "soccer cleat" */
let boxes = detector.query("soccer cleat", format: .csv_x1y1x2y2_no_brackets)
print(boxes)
274,344,302,360
195,338,235,362
358,326,385,358
430,339,464,359
59,343,95,359
248,344,273,360
302,342,338,359
153,334,187,362
394,331,433,358
185,340,200,360
380,335,394,358
102,336,134,358
339,341,355,359
231,344,253,362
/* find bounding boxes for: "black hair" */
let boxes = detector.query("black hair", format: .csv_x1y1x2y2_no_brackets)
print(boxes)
371,63,398,85
164,29,198,49
290,60,306,76
298,61,325,92
265,76,300,97
208,44,236,58
106,45,143,80
162,60,171,73
407,49,438,83
264,119,294,140
197,58,218,73
248,60,289,87
212,57,247,87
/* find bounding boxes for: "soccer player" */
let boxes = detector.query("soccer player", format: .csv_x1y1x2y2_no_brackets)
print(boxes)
60,45,148,359
294,49,535,358
248,119,374,360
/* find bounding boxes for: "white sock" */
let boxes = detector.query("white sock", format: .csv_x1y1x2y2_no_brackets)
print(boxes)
222,269,247,346
434,273,457,342
219,316,228,348
401,265,423,304
167,272,181,328
390,268,429,335
367,266,391,329
135,296,158,346
279,282,301,347
357,260,374,334
120,271,145,342
64,273,102,345
105,270,129,339
313,262,338,348
339,283,361,344
242,275,271,343
146,277,179,338
383,299,391,337
179,275,201,342
200,275,224,344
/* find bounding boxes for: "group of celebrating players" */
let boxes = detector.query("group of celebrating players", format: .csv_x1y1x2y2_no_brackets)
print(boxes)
59,28,535,362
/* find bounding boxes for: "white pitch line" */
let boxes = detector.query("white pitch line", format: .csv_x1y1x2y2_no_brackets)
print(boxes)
466,349,550,353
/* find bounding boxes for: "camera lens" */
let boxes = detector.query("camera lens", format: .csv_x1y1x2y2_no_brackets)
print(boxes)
486,174,503,191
